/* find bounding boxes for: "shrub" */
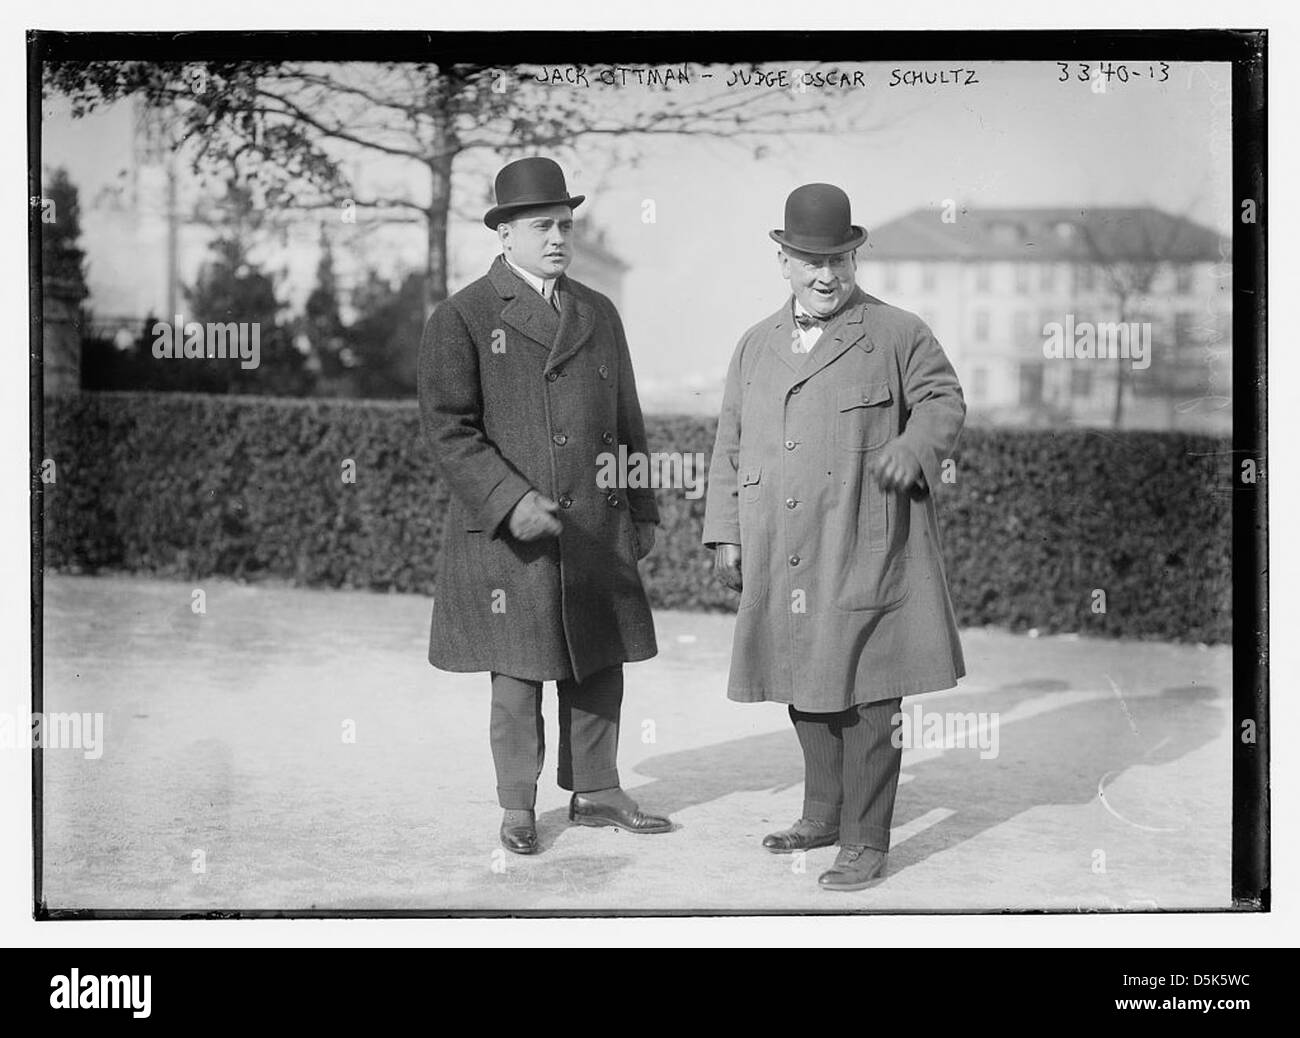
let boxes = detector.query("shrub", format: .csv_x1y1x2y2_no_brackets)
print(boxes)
41,392,1232,642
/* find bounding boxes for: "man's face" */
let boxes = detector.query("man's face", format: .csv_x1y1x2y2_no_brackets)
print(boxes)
499,205,574,279
779,246,857,317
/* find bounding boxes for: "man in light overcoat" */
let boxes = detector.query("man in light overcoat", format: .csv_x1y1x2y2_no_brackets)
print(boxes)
702,183,966,890
419,156,672,854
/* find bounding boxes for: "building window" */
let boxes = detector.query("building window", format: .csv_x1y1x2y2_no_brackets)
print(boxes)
990,221,1022,246
1012,310,1031,346
1070,367,1093,399
1174,311,1197,350
974,264,991,293
1040,264,1056,292
1019,363,1044,405
1175,265,1195,295
921,265,937,293
971,366,988,403
974,309,990,343
883,263,900,293
1015,263,1031,294
1075,264,1097,294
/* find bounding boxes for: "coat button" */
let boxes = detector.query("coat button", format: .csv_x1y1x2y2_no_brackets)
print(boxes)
601,431,614,444
607,493,620,507
789,554,801,566
863,342,875,353
546,371,559,382
786,498,797,509
558,495,573,509
598,364,609,379
784,440,796,450
791,384,802,394
553,433,567,446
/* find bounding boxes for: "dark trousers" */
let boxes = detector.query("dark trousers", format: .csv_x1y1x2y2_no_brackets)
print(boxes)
489,665,623,810
789,698,903,851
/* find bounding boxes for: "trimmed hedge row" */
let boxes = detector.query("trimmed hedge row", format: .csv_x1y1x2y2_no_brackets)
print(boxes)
41,392,1233,642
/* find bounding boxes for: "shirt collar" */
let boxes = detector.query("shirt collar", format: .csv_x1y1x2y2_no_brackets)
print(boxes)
793,294,854,325
503,255,556,299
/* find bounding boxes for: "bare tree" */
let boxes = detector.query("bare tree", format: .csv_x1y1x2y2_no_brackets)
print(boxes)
1075,206,1221,428
44,61,879,313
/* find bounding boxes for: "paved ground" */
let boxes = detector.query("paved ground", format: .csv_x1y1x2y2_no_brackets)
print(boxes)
37,574,1231,914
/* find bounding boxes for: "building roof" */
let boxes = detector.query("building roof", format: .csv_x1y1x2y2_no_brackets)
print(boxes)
861,207,1229,263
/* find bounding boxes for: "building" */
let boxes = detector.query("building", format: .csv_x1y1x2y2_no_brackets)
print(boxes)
71,100,629,355
856,207,1232,431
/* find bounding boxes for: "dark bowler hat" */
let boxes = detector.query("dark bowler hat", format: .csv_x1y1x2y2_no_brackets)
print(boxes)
483,156,585,229
769,183,868,255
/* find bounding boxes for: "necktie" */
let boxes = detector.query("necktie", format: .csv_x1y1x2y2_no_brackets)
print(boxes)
794,310,827,331
549,285,562,313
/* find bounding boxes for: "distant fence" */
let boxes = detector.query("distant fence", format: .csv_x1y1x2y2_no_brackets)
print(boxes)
40,392,1233,642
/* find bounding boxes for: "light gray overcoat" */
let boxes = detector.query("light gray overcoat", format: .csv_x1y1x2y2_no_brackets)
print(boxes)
702,287,966,711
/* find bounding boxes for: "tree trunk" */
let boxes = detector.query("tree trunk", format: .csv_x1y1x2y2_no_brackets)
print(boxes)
1112,363,1125,428
423,82,457,318
424,158,452,318
1111,296,1129,429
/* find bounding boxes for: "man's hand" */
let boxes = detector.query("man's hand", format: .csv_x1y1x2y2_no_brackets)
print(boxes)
713,543,743,592
869,441,923,493
507,490,563,541
634,521,656,561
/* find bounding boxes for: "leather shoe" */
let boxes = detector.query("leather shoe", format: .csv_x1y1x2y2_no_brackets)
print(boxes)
762,818,839,853
818,845,887,891
499,814,538,855
568,791,672,834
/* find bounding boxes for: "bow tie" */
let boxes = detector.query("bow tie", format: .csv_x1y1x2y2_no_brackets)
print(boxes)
794,311,828,331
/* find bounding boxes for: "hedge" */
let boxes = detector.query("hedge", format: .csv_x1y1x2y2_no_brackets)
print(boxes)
40,392,1233,643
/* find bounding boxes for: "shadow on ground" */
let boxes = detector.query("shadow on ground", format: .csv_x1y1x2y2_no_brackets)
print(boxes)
538,678,1223,878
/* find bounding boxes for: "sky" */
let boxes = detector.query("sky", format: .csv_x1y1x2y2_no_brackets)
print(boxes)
42,59,1233,406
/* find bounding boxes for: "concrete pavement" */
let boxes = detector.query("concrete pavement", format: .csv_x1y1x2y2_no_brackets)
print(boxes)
35,574,1232,913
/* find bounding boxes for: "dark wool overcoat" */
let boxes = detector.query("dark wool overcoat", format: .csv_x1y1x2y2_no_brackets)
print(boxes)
418,256,659,683
702,287,966,712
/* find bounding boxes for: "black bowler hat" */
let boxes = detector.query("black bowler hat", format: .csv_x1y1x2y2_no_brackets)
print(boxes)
769,183,868,255
483,157,585,229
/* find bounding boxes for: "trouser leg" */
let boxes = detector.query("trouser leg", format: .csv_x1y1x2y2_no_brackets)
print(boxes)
788,705,845,828
839,698,904,851
556,664,623,792
489,672,545,810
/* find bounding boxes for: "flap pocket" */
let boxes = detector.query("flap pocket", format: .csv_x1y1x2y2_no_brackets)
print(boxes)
838,381,893,412
740,465,762,487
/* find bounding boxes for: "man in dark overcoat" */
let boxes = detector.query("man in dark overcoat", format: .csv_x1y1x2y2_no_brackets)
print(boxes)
703,183,966,890
419,157,672,854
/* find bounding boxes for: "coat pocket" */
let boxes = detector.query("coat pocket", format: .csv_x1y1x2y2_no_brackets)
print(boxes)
740,464,763,503
836,381,893,451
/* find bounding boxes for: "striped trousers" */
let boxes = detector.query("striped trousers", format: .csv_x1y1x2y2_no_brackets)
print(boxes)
788,698,903,851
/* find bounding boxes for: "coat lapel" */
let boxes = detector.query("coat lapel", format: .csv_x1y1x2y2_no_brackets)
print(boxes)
488,256,561,358
793,288,873,384
764,288,873,383
762,302,804,375
545,276,596,373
